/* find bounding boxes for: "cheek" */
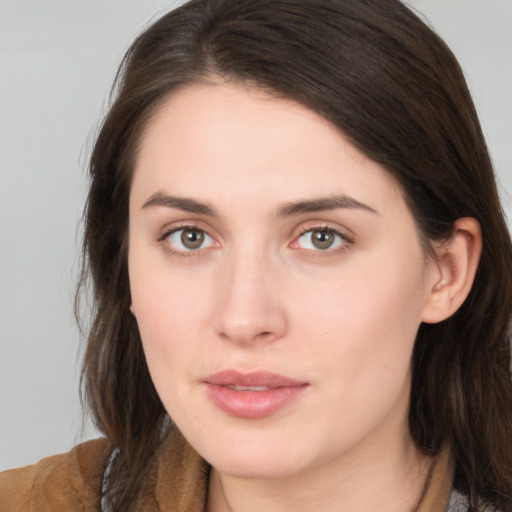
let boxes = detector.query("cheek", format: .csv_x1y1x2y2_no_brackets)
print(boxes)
133,284,198,354
292,247,427,390
130,285,198,420
129,255,214,384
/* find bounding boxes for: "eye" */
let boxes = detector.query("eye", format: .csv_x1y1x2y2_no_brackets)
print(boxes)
164,227,215,252
296,228,347,251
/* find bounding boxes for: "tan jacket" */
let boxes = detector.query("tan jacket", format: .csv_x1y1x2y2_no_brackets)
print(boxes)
0,429,208,511
0,429,455,512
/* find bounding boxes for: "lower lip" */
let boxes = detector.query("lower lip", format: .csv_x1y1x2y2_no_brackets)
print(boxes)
203,384,308,419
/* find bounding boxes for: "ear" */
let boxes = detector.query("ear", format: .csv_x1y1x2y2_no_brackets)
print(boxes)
421,217,482,324
129,303,136,316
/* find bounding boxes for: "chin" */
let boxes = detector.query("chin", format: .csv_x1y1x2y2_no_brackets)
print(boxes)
185,423,322,480
208,450,309,480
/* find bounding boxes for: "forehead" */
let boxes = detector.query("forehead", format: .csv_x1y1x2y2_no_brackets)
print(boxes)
131,82,403,214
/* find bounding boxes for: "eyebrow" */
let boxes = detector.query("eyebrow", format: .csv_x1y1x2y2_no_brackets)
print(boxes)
142,192,218,216
141,192,378,217
277,195,378,217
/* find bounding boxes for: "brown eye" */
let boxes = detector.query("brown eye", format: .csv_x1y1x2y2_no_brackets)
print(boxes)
164,227,214,253
311,230,335,249
180,228,205,249
296,228,346,251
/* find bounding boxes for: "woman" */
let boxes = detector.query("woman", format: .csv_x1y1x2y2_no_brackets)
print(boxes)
1,0,511,511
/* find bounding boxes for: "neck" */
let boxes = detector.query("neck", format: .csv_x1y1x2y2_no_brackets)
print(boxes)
207,434,433,512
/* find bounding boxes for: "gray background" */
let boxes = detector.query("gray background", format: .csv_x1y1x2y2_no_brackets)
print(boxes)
1,1,511,471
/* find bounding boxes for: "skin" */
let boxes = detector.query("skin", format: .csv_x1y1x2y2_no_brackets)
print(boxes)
128,82,481,512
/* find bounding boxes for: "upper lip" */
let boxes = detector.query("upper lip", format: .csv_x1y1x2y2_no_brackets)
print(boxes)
204,369,307,388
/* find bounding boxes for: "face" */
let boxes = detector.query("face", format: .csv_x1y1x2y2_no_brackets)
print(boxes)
128,82,438,480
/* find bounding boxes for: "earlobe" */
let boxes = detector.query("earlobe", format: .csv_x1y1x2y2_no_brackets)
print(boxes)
129,303,136,316
421,217,482,324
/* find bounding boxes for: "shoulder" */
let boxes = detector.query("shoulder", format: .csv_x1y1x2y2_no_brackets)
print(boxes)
0,438,112,512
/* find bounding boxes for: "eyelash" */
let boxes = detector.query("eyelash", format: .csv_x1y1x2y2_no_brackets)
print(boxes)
293,225,353,255
158,223,217,258
158,224,353,257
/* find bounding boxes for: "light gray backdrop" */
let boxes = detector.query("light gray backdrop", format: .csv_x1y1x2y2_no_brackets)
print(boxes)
1,0,511,471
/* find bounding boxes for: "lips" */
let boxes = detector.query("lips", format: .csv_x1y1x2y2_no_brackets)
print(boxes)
203,370,309,418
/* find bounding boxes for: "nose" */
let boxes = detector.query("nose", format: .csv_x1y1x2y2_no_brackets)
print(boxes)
214,250,288,346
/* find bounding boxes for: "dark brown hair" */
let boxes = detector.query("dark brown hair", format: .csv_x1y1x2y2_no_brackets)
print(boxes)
78,0,512,510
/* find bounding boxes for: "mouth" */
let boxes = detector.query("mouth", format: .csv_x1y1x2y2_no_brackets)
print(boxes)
202,370,309,419
227,385,274,391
